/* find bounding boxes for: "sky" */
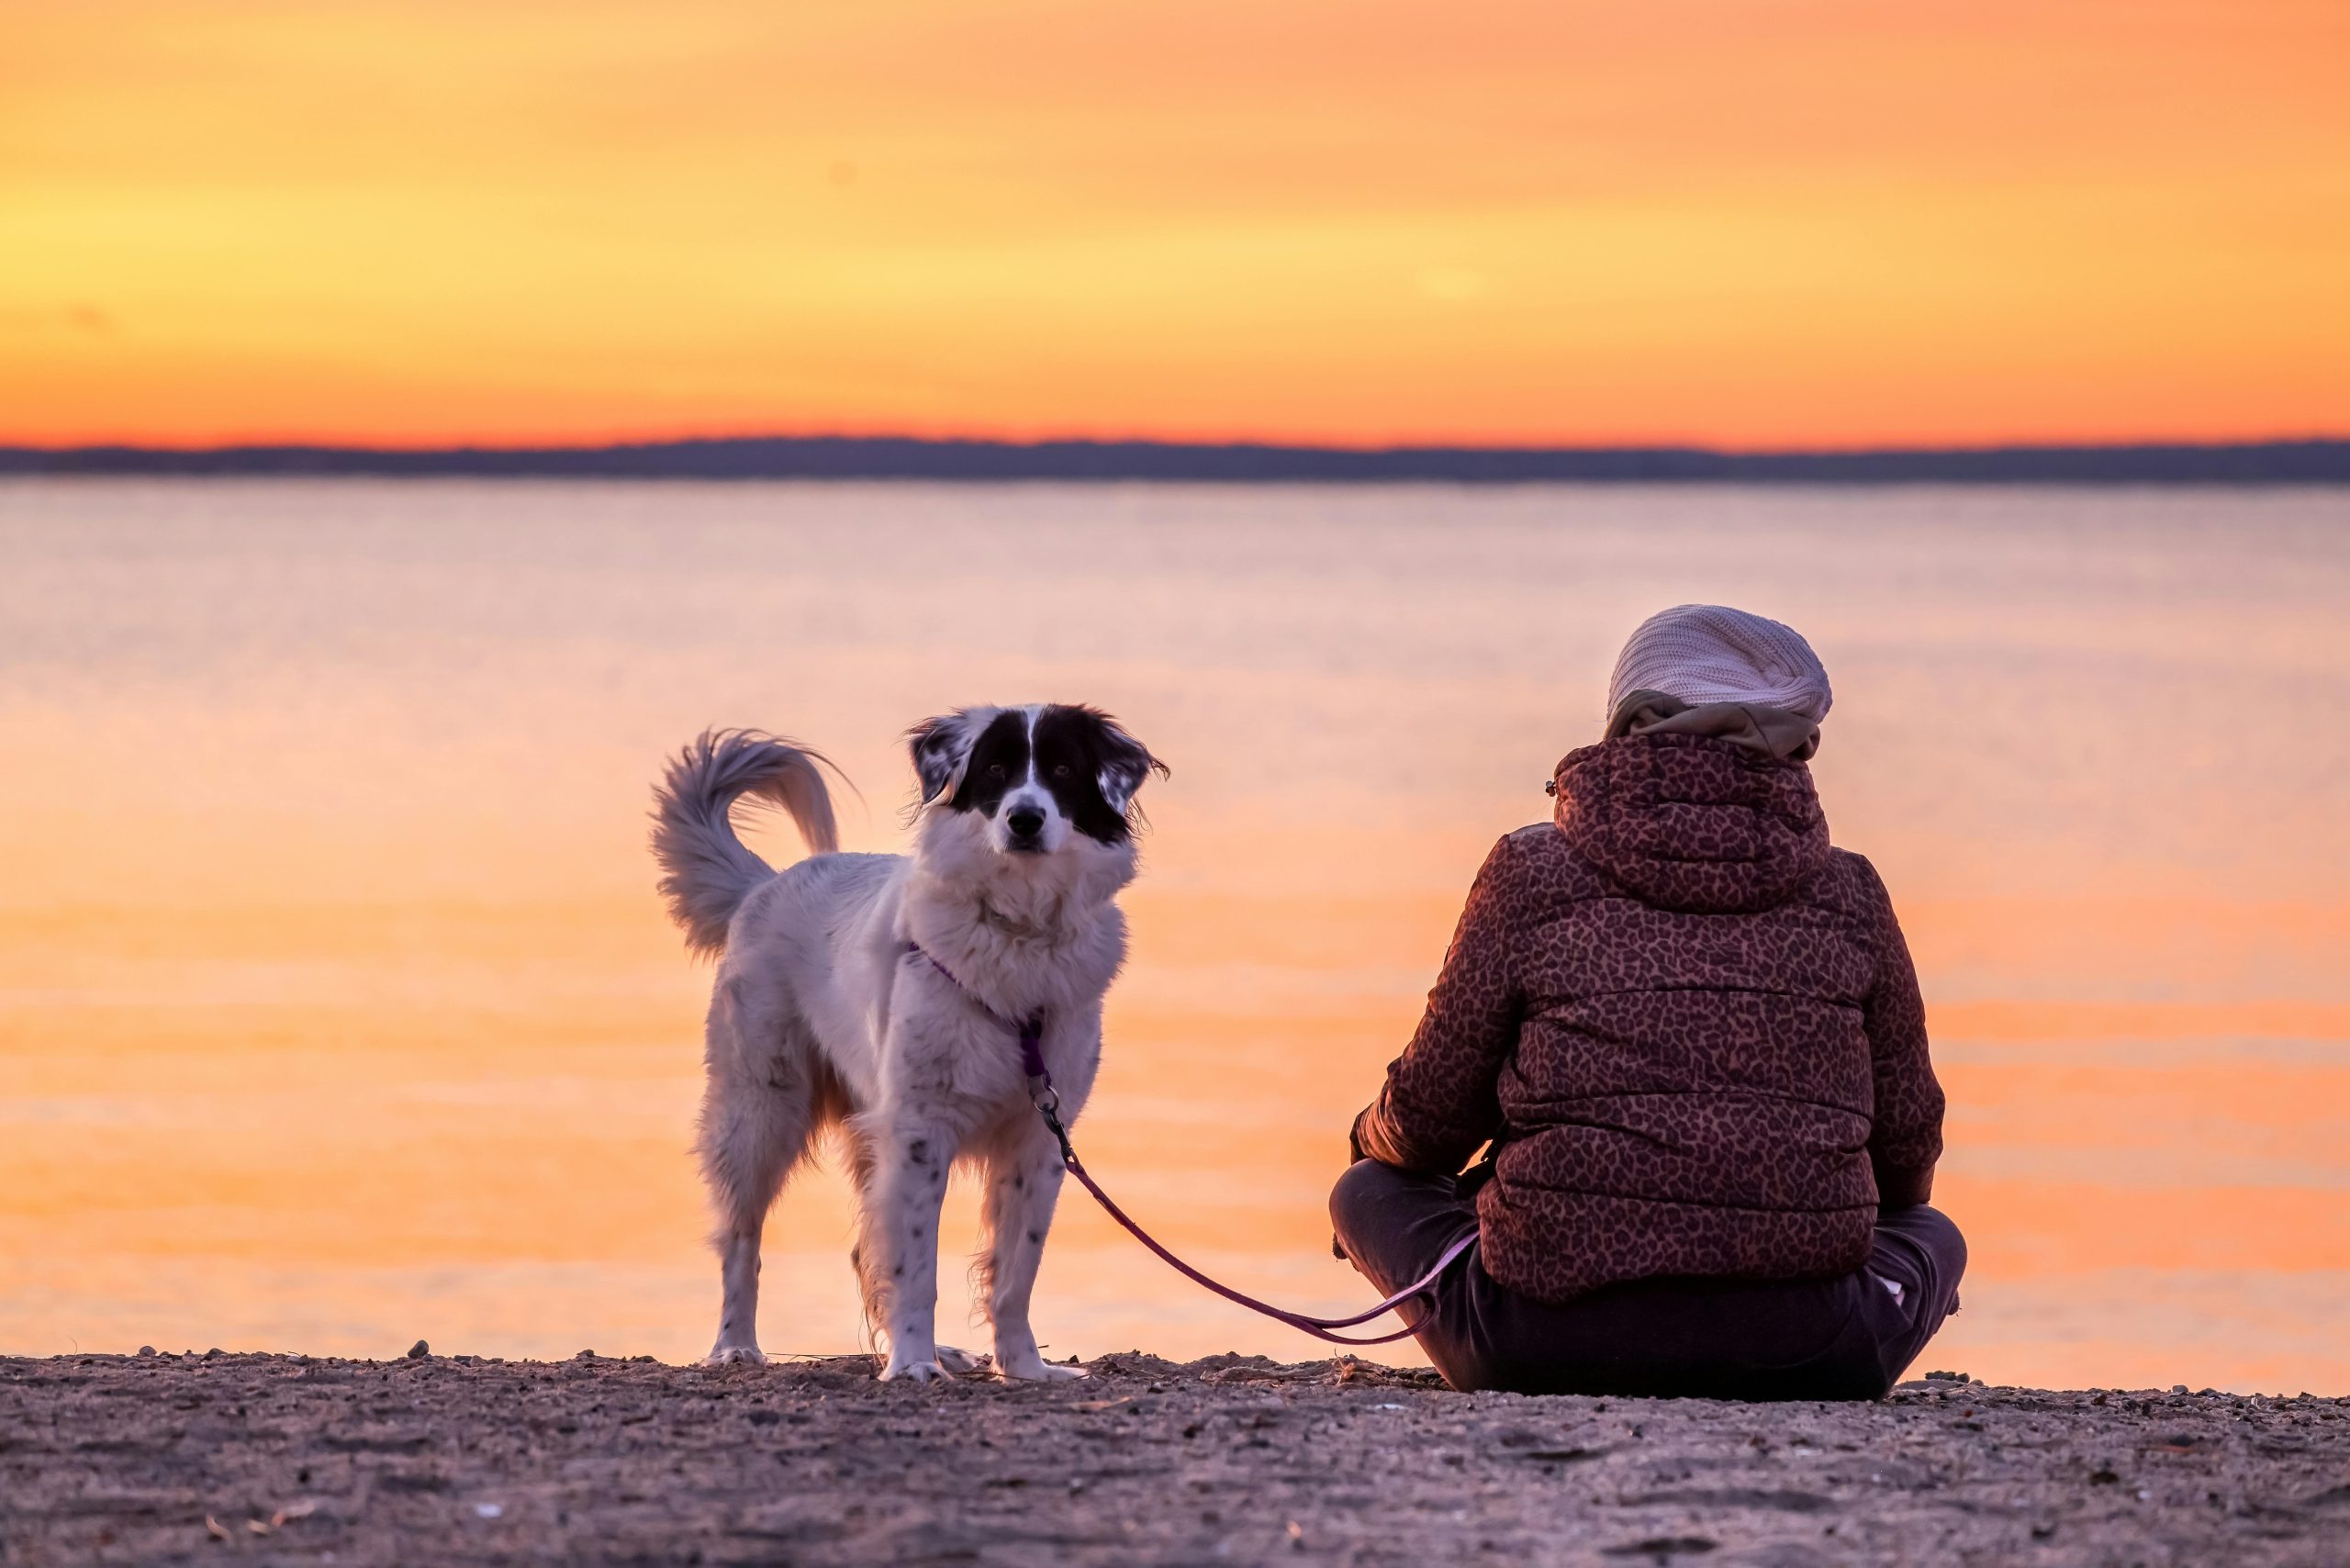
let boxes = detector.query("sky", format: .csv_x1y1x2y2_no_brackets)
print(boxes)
4,0,2347,449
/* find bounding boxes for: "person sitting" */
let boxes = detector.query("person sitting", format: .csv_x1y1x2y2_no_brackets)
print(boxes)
1332,604,1964,1400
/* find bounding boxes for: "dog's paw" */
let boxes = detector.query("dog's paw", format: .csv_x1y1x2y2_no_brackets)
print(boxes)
878,1357,948,1383
701,1344,767,1368
935,1345,993,1377
997,1357,1088,1383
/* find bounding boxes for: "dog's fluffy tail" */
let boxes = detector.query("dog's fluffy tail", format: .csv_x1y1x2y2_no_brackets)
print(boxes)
652,730,843,958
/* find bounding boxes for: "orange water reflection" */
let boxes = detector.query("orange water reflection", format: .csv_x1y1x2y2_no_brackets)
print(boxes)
4,482,2345,1392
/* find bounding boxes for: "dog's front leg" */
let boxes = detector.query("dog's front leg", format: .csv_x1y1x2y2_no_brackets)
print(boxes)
873,1118,955,1383
981,1119,1085,1381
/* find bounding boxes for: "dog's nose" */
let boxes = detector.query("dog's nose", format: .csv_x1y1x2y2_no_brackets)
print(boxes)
1007,806,1046,839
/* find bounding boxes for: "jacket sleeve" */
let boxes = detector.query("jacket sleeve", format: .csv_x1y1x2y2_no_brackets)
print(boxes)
1859,859,1945,1208
1352,833,1524,1175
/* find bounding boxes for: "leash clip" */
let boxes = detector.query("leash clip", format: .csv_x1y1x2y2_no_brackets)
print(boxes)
1035,1092,1076,1167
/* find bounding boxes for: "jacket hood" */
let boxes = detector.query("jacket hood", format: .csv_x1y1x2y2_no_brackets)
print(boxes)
1551,732,1830,913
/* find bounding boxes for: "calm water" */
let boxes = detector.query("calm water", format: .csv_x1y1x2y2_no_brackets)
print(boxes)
4,480,2345,1392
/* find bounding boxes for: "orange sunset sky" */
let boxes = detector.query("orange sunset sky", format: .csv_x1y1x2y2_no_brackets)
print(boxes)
5,0,2347,449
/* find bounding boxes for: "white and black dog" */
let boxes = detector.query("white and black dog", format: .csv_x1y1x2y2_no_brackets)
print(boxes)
650,705,1163,1382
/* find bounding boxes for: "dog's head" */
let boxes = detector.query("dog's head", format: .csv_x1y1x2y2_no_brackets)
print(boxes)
908,705,1165,872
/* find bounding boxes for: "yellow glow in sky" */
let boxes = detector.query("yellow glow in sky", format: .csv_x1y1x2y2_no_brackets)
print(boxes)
4,0,2347,446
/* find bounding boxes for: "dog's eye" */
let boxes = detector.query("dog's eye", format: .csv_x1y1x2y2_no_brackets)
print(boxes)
986,764,1007,781
1052,764,1071,779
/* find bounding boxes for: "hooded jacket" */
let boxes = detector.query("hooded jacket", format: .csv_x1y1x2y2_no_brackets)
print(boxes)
1353,731,1944,1305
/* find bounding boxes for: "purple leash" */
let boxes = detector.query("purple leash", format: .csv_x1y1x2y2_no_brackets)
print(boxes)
906,941,1474,1347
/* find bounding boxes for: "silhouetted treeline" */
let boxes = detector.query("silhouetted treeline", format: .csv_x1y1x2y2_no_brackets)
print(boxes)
3,437,2344,484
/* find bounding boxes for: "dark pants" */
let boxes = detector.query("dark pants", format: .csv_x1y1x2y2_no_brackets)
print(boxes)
1329,1160,1966,1400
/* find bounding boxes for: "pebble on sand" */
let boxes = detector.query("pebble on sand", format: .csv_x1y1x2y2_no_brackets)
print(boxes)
407,1340,431,1360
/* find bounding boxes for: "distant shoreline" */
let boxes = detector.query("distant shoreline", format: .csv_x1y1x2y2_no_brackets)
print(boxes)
5,436,2348,484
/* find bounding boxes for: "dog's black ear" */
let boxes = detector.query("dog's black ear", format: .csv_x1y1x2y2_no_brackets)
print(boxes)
1088,711,1168,817
906,711,977,805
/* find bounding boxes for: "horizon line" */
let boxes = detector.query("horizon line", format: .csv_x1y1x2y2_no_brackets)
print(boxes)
3,433,2346,485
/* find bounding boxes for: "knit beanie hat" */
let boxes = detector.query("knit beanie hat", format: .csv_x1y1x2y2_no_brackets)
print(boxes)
1605,605,1832,728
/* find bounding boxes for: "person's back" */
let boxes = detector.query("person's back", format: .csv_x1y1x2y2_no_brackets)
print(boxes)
1333,605,1964,1400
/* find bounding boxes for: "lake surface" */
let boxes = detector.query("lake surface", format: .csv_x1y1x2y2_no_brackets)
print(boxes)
4,480,2345,1392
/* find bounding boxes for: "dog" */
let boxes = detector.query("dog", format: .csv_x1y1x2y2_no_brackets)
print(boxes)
649,705,1164,1382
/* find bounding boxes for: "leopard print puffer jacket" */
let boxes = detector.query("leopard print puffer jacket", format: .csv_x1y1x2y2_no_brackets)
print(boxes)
1353,731,1944,1305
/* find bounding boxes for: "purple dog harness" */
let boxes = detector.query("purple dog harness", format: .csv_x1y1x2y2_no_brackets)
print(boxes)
906,941,1474,1346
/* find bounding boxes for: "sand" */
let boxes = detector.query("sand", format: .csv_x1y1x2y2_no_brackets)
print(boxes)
4,1350,2345,1566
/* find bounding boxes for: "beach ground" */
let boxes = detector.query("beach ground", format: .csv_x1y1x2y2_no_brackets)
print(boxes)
4,1350,2345,1566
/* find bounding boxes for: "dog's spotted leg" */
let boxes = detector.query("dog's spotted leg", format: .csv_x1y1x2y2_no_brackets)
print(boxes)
980,1122,1086,1381
874,1121,956,1383
694,1009,815,1370
706,1229,767,1368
